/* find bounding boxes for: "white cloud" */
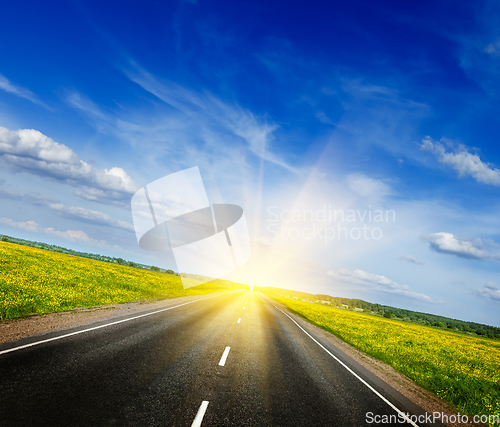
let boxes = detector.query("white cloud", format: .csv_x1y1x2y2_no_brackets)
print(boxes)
326,268,433,303
0,218,40,232
420,137,500,185
475,282,500,302
423,232,499,260
0,126,139,204
400,255,425,265
0,74,50,109
0,217,107,246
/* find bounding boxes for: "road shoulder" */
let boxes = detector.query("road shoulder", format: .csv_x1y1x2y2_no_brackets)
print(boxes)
0,293,228,345
268,297,478,427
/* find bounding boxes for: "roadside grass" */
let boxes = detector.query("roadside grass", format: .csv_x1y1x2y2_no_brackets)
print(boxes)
0,241,247,320
264,294,500,426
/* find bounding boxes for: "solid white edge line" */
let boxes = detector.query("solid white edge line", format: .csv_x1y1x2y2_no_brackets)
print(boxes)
0,292,233,356
191,400,209,427
237,318,241,323
271,303,420,427
218,346,231,366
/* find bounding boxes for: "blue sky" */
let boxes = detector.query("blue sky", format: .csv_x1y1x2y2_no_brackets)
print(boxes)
1,0,500,325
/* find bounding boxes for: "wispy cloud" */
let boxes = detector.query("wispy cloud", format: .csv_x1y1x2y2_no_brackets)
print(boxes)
64,89,266,222
345,173,392,201
475,281,500,302
400,255,425,265
326,268,434,303
47,203,134,231
0,184,134,231
424,232,500,260
0,186,57,205
0,74,51,110
420,137,500,185
0,217,107,246
329,79,429,159
341,80,397,98
484,38,500,57
0,126,139,205
123,63,296,172
457,9,500,95
315,111,335,125
340,79,429,110
66,92,108,120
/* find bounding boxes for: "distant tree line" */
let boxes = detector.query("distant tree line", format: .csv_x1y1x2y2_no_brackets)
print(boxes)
258,286,500,339
0,235,179,276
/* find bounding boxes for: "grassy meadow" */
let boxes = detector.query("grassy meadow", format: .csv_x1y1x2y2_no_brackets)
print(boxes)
262,293,500,426
0,241,247,320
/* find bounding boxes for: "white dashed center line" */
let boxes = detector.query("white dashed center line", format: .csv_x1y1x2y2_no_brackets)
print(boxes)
218,346,231,366
237,318,241,323
191,401,209,427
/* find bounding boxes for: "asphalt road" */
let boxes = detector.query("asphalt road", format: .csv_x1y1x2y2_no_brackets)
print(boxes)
0,291,441,426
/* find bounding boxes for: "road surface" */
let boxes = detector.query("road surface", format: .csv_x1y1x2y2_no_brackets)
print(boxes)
0,291,440,426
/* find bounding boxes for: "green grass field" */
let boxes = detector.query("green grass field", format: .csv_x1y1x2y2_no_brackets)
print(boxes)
0,241,248,320
260,291,500,426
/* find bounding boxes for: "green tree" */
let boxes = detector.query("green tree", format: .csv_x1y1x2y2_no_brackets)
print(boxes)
150,266,160,272
383,311,392,318
1,235,8,242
